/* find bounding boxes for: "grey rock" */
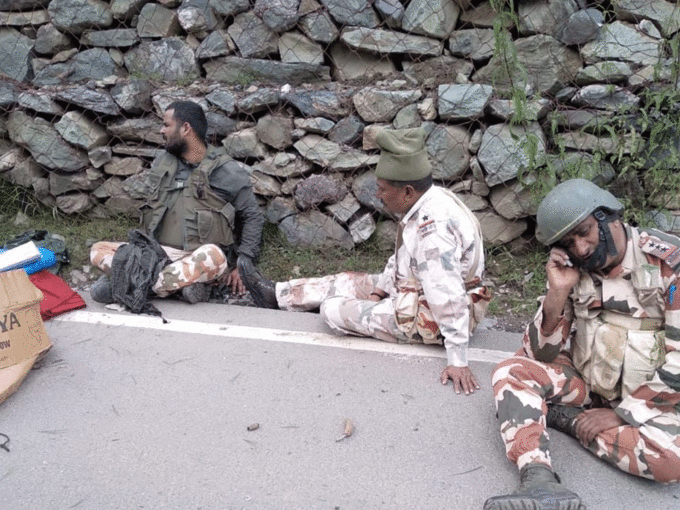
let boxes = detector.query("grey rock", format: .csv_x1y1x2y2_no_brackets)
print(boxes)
518,0,579,36
223,127,268,159
124,38,199,83
151,93,209,117
295,117,336,135
475,210,528,246
278,32,324,65
206,88,236,115
0,0,49,8
448,28,495,62
403,0,459,39
110,0,150,20
7,111,90,172
452,192,487,212
374,0,404,29
340,27,443,57
487,98,552,122
294,135,379,171
250,171,281,196
547,109,614,132
265,196,297,223
637,19,661,39
80,28,139,48
571,84,640,110
575,61,633,85
320,0,379,28
427,125,471,181
93,176,125,200
552,130,624,154
104,156,144,176
0,28,34,82
326,194,361,223
294,173,348,209
614,0,680,37
4,152,46,188
106,117,164,145
252,152,312,178
402,55,474,86
257,114,294,150
328,115,364,145
557,8,604,45
56,193,93,214
33,48,121,86
35,23,71,55
206,111,238,142
547,152,615,185
228,11,278,59
111,79,153,114
581,21,661,66
254,0,301,32
112,145,163,158
235,88,280,115
49,170,103,196
89,146,112,168
204,57,330,85
489,180,538,220
137,3,181,37
328,42,397,82
55,111,110,150
210,0,249,17
478,122,547,186
122,169,156,199
196,30,235,59
17,91,64,115
352,171,387,214
178,0,219,35
285,89,350,120
349,212,376,244
104,195,144,216
353,88,423,123
279,210,354,250
299,10,338,44
473,34,582,95
373,220,397,251
48,0,113,35
56,86,121,115
438,83,493,121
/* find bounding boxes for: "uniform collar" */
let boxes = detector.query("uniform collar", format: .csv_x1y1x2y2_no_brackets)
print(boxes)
400,186,436,226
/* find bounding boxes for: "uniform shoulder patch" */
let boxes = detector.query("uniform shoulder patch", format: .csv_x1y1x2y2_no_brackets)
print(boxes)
639,229,680,272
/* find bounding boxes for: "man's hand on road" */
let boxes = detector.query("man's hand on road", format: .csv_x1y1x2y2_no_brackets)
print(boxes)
440,365,480,395
226,268,246,296
574,408,626,446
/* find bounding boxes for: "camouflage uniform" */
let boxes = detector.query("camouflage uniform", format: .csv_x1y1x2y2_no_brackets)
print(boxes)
492,225,680,482
90,241,227,297
277,186,489,367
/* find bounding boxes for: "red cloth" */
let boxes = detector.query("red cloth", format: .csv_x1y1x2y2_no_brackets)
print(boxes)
28,270,86,321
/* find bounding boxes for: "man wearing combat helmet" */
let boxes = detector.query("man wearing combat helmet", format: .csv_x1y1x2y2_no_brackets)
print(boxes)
485,178,680,510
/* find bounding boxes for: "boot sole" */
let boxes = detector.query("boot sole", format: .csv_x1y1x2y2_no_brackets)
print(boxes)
484,495,585,510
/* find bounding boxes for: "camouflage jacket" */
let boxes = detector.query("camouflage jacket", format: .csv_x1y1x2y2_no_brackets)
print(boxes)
524,225,680,437
376,186,485,367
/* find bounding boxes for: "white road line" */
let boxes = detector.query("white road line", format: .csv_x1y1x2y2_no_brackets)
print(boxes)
53,310,514,364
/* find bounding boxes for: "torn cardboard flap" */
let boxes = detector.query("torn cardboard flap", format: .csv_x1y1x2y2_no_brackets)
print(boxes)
0,269,52,405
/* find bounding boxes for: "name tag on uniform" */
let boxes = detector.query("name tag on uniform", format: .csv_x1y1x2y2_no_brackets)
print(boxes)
418,219,435,237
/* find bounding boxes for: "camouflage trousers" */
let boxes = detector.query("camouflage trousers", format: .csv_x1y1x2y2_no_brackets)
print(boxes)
90,241,228,297
492,353,680,482
277,272,412,343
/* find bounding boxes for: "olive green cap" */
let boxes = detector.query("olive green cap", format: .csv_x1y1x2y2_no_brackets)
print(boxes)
536,178,623,245
375,128,432,181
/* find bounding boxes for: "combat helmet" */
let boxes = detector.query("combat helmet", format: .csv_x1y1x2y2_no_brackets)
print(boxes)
536,178,623,246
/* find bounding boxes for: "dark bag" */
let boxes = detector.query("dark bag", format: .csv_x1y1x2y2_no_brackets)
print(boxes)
2,230,69,273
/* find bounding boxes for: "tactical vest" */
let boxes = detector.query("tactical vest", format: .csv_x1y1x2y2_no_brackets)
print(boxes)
141,147,235,252
572,226,668,401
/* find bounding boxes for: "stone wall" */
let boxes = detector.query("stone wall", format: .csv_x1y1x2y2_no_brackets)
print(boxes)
1,0,679,250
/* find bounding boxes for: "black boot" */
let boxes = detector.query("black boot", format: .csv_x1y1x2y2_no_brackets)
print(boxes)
484,463,585,510
546,405,584,438
179,283,211,304
90,275,114,304
237,256,279,309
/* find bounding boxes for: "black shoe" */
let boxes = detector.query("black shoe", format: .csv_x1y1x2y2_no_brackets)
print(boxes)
237,256,278,309
546,405,584,438
484,463,585,510
179,283,211,304
90,275,114,304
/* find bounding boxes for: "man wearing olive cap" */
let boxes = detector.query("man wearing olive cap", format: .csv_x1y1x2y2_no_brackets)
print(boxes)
485,179,680,510
239,127,490,393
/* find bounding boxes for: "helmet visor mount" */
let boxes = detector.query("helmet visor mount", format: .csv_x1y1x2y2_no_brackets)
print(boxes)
554,208,621,271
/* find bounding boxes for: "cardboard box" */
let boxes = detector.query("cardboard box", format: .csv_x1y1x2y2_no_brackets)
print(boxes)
0,269,52,405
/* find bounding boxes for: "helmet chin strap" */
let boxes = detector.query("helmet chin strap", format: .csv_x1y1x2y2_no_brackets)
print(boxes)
580,209,620,271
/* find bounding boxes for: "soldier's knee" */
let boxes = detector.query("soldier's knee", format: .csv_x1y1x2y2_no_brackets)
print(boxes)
198,244,227,264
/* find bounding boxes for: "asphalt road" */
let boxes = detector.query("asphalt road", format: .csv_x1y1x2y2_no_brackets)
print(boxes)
1,294,678,510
